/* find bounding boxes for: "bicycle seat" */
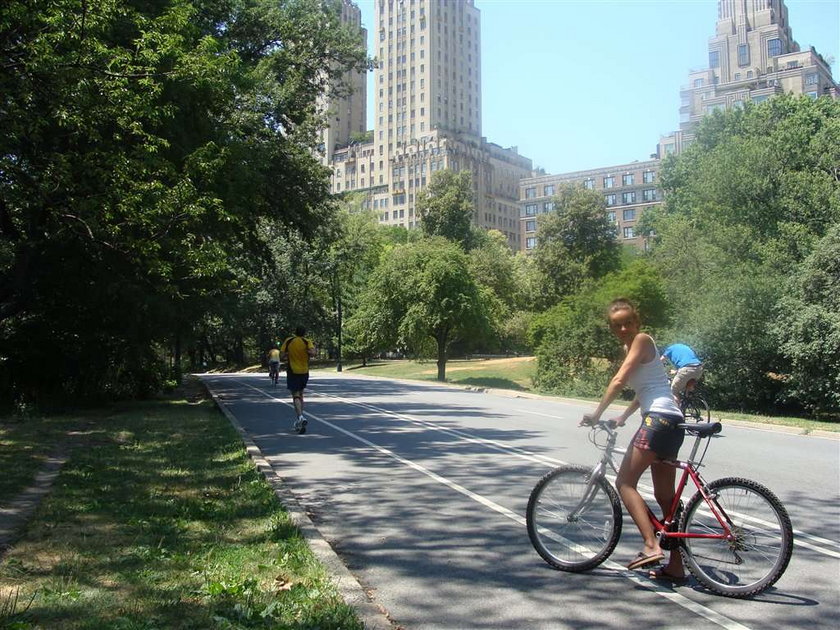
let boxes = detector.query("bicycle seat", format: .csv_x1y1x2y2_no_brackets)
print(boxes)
678,421,721,437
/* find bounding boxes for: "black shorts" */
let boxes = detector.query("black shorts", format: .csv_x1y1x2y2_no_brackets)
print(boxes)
632,412,685,459
286,371,309,393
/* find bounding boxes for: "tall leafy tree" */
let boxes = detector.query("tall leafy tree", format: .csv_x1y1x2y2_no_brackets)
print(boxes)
417,170,477,249
772,224,840,418
532,184,620,308
349,237,491,380
649,95,840,413
0,0,369,402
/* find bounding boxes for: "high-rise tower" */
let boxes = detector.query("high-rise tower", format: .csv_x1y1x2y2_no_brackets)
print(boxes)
374,0,481,161
327,0,531,250
319,1,368,166
660,0,838,155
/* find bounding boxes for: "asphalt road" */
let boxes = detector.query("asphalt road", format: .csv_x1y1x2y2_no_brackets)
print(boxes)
202,371,840,630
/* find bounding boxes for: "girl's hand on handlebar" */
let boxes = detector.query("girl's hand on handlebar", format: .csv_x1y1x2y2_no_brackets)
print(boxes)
579,414,598,427
608,416,626,427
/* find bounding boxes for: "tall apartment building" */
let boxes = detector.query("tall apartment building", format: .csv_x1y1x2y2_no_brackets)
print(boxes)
519,160,662,252
324,0,531,250
660,0,838,156
319,1,368,166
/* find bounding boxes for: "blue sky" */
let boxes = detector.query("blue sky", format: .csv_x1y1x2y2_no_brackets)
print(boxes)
356,0,840,174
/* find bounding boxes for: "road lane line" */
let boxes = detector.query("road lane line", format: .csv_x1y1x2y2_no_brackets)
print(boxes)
229,377,752,630
310,386,840,558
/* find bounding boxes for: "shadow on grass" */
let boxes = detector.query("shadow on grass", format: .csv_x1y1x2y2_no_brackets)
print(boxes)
454,377,528,391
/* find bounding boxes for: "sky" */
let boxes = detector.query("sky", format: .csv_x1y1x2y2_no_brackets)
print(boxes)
355,0,840,174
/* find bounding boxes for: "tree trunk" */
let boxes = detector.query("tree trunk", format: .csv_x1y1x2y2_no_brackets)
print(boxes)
436,331,448,381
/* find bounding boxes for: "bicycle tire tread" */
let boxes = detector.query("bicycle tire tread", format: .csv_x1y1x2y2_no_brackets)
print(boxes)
679,476,793,598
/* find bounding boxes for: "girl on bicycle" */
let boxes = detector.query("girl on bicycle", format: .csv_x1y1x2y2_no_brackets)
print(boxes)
581,297,686,583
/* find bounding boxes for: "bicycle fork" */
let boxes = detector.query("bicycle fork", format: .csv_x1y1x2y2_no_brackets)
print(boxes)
568,461,608,522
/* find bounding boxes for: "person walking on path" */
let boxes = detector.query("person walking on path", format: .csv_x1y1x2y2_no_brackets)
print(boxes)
280,326,316,434
661,343,704,399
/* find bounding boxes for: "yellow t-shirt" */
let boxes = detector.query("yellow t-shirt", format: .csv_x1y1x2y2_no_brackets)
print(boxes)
268,348,281,361
280,336,314,374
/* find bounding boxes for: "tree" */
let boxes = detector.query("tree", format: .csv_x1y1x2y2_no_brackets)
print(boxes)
532,184,621,308
349,237,491,380
530,259,669,396
648,95,840,413
0,0,369,403
417,170,476,249
772,224,840,418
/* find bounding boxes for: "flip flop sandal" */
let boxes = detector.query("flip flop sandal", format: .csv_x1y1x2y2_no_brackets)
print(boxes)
649,567,689,584
627,551,665,570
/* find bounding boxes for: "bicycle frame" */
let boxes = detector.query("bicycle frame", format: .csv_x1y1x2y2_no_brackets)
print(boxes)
581,422,735,545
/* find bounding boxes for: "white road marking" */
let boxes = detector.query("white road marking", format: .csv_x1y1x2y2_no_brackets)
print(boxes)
311,386,840,558
227,377,753,630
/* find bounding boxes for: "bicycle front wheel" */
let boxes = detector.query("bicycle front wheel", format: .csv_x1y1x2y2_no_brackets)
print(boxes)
682,394,710,422
526,465,622,572
680,477,793,597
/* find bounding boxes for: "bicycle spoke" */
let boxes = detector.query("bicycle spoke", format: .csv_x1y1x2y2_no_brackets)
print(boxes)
682,478,793,597
527,466,622,572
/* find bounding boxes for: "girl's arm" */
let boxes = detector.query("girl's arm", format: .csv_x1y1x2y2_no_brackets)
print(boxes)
582,334,654,425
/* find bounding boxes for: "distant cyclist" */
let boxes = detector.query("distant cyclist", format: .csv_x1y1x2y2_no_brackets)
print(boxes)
661,343,704,398
280,326,316,434
267,343,282,382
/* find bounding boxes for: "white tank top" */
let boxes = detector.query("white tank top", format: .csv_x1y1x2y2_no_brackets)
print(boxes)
627,341,683,417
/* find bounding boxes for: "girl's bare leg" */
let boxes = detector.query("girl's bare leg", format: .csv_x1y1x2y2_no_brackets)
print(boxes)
616,446,662,558
651,462,685,576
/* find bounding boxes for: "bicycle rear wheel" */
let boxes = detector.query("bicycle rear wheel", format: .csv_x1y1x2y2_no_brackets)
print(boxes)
681,393,710,422
680,477,793,597
526,465,622,572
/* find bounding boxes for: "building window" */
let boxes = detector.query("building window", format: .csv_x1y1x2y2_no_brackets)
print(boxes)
525,219,536,232
544,184,555,196
805,73,818,85
622,192,636,204
805,91,818,100
767,38,782,57
642,188,657,202
623,226,635,239
693,78,704,88
525,204,538,216
603,176,615,189
543,201,555,213
643,170,655,184
623,208,636,221
526,237,537,250
605,194,616,206
606,211,616,222
709,50,719,68
525,186,537,199
583,178,595,190
622,174,634,186
738,44,749,67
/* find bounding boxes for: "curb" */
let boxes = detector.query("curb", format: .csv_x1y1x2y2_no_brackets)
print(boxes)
0,448,70,557
205,382,394,630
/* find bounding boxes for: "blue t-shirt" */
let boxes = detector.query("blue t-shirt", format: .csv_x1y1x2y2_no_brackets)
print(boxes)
662,344,702,369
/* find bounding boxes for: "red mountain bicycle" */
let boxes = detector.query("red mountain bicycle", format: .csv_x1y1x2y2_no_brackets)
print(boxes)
526,420,793,598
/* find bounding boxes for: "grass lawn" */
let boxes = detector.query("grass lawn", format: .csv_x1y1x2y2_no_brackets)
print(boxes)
0,380,362,629
332,356,537,392
320,358,838,433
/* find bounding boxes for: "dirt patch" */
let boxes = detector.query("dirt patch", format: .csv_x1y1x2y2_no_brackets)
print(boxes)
174,376,212,404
